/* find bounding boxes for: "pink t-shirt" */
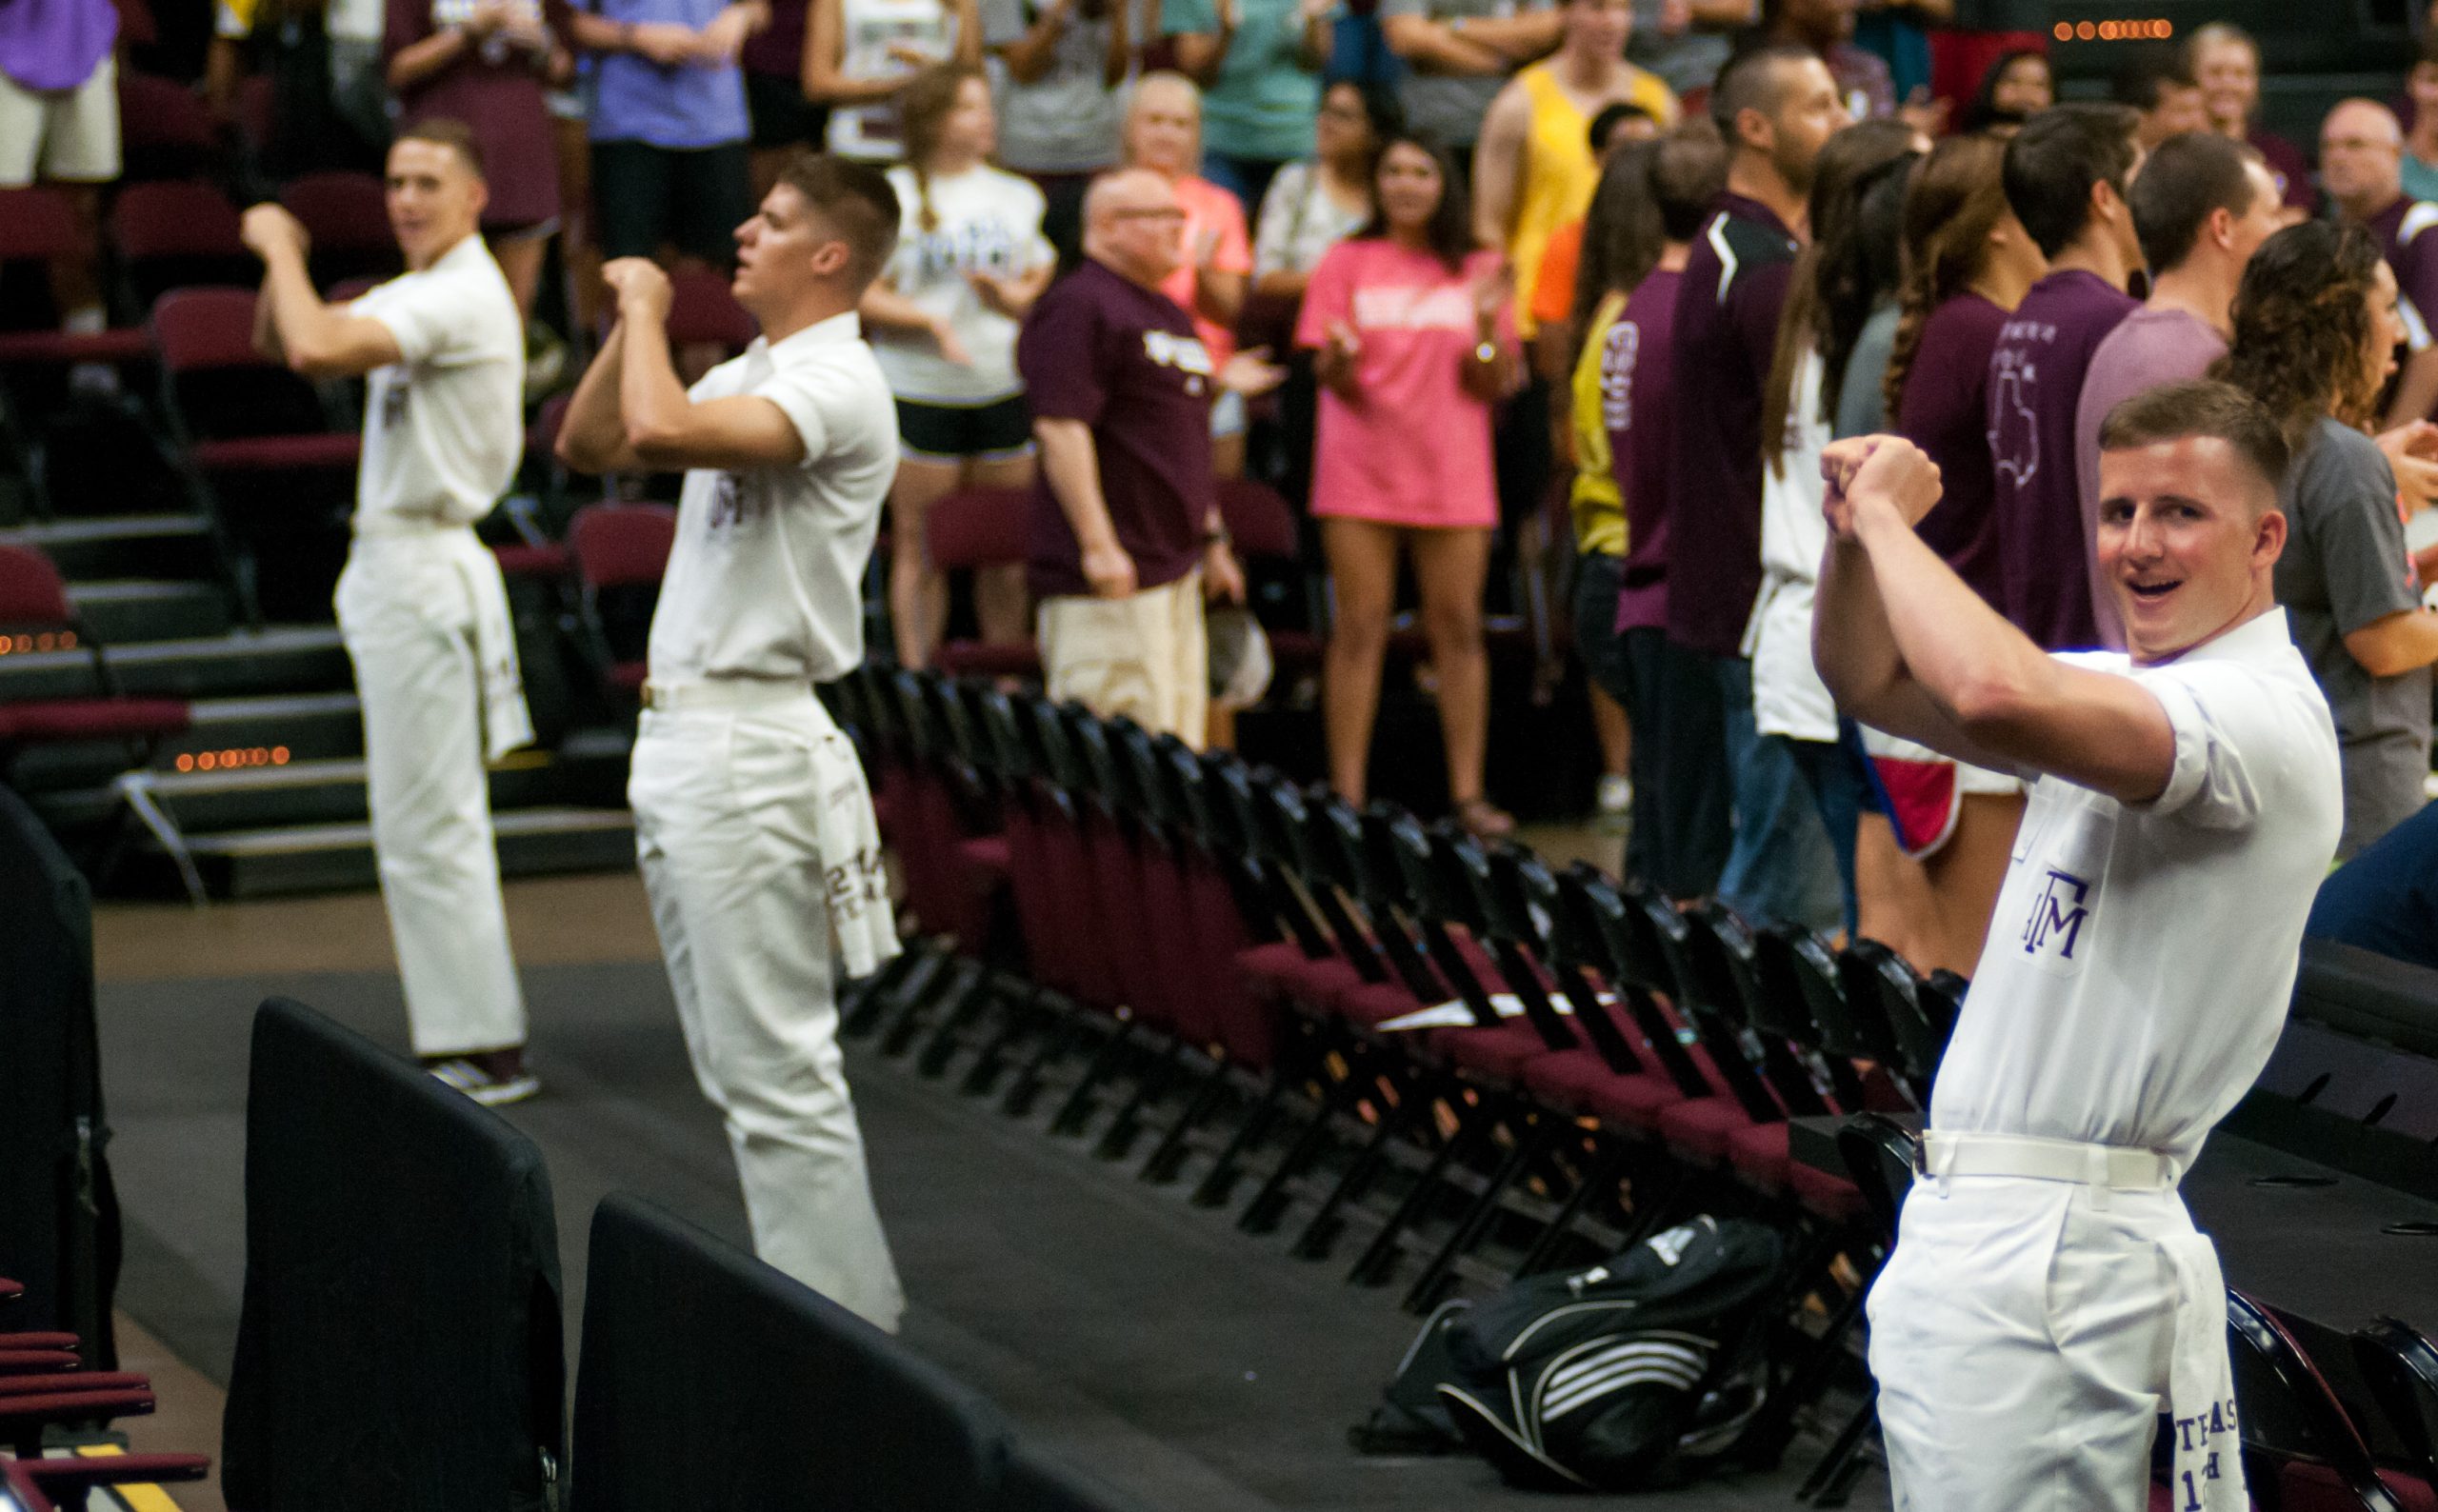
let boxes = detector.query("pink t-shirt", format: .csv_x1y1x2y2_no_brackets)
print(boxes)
1159,175,1253,371
1295,240,1507,528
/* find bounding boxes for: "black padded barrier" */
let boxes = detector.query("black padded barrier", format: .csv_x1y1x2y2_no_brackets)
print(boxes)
220,997,565,1512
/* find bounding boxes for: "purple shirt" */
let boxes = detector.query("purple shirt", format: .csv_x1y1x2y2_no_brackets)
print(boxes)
1609,268,1682,633
2368,195,2438,372
1668,192,1797,658
576,0,749,148
2071,305,2228,648
1899,292,2008,607
1986,268,2138,649
0,0,116,91
1019,258,1216,599
2251,128,2316,215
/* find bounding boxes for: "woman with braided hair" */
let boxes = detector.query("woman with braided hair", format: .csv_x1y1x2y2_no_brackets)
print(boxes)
859,62,1055,666
2214,219,2438,858
1855,129,2046,974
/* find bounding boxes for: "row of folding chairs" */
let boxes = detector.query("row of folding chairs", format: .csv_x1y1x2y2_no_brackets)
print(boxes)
825,665,1982,1476
0,1274,210,1512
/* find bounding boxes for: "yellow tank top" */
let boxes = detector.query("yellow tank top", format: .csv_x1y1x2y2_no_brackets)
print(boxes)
1509,63,1676,337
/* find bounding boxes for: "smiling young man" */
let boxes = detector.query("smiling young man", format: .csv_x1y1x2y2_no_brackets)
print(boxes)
1813,380,2342,1512
245,120,538,1105
557,152,908,1331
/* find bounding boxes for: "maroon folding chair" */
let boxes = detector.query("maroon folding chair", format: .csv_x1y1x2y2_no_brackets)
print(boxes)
928,485,1039,678
110,181,252,313
279,171,402,289
667,266,758,354
569,502,677,701
1215,474,1332,676
114,70,221,184
4,1453,214,1512
0,545,190,778
2228,1290,2438,1512
0,189,151,369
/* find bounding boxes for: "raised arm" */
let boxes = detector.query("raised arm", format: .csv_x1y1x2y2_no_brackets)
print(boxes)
557,320,642,473
1469,80,1529,253
602,259,808,470
1815,435,2178,803
240,206,403,379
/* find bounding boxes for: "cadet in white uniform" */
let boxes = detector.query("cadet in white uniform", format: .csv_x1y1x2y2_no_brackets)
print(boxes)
557,153,908,1331
243,119,538,1104
1811,380,2342,1512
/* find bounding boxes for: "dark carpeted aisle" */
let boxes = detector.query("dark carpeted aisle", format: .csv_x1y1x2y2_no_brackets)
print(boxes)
98,961,1881,1511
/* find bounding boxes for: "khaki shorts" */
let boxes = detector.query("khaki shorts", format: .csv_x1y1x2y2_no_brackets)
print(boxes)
1039,568,1208,749
0,54,120,189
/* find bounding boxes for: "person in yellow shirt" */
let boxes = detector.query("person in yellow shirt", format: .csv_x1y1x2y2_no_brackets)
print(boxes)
1470,0,1675,340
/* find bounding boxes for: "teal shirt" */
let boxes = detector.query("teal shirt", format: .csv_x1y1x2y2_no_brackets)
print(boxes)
2408,153,2438,208
1163,0,1319,164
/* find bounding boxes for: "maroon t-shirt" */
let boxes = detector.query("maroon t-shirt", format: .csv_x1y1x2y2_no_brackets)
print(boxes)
1897,291,2008,607
1668,192,1797,658
1985,268,2137,649
741,0,806,77
2369,194,2438,390
1019,257,1216,599
384,0,567,228
2250,127,2317,215
1608,268,1681,633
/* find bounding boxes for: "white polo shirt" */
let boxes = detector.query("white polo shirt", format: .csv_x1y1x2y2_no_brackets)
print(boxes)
1928,608,2342,1167
350,235,524,530
646,312,899,685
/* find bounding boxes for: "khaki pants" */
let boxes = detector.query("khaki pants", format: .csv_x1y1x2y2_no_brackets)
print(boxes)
1038,568,1208,748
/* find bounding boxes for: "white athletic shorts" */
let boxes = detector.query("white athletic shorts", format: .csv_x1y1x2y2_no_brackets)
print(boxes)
0,55,121,189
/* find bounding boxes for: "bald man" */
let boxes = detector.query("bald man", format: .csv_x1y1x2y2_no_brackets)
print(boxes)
1015,169,1277,746
2323,98,2438,425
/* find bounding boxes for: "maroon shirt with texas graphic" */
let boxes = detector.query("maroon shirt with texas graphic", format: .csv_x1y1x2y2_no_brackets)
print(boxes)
1985,269,2138,650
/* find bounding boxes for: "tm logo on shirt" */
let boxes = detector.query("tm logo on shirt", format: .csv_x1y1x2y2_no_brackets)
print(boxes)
2020,865,2091,969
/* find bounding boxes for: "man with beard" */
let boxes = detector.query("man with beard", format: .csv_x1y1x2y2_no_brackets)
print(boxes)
1669,41,1847,929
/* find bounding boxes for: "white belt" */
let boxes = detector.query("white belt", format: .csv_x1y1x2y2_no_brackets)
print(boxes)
640,678,814,711
1915,1130,2242,1511
1917,1130,2183,1197
351,512,484,540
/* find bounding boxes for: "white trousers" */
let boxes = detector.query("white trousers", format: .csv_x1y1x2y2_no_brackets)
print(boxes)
337,543,527,1058
1868,1173,2215,1512
629,694,906,1332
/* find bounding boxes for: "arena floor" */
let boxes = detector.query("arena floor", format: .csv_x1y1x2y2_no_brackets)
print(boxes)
93,856,1885,1512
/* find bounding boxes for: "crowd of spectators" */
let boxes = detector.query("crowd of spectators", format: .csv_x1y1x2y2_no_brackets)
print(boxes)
14,0,2438,969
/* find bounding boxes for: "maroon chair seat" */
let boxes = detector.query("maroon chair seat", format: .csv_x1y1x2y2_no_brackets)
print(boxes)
958,833,1011,879
1338,978,1425,1026
0,698,190,744
1265,627,1323,671
116,71,220,178
1519,1047,1685,1130
280,170,402,287
606,661,648,693
492,542,572,578
111,182,250,305
936,641,1042,678
668,266,759,353
1724,1119,1793,1191
0,327,152,366
570,503,678,704
1235,942,1361,1009
5,1451,213,1512
1656,1095,1751,1164
191,432,362,472
1431,1018,1550,1081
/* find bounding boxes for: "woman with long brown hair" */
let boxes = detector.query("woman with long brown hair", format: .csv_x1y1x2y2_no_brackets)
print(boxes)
1852,129,2048,974
2215,220,2438,858
859,62,1055,666
1750,117,1920,938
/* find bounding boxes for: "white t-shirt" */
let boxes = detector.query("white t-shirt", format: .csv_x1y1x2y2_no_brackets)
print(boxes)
1927,608,2342,1167
646,312,900,684
1748,343,1838,743
826,0,960,161
872,163,1054,405
350,235,524,529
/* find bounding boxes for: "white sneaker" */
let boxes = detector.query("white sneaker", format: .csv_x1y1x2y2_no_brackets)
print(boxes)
428,1058,543,1106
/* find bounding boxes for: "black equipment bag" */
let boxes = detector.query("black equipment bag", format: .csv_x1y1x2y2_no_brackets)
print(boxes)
1357,1218,1786,1493
0,786,122,1365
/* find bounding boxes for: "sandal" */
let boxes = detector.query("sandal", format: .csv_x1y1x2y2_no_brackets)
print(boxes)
1453,798,1516,840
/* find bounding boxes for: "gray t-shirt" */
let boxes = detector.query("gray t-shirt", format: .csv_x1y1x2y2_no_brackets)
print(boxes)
1627,0,1729,98
981,0,1125,172
1377,0,1549,149
1833,302,1898,440
2272,417,2431,858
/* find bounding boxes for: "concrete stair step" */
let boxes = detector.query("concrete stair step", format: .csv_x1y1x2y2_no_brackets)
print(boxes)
0,625,348,703
131,750,568,835
121,806,637,900
0,513,227,582
3,689,364,793
68,578,234,644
